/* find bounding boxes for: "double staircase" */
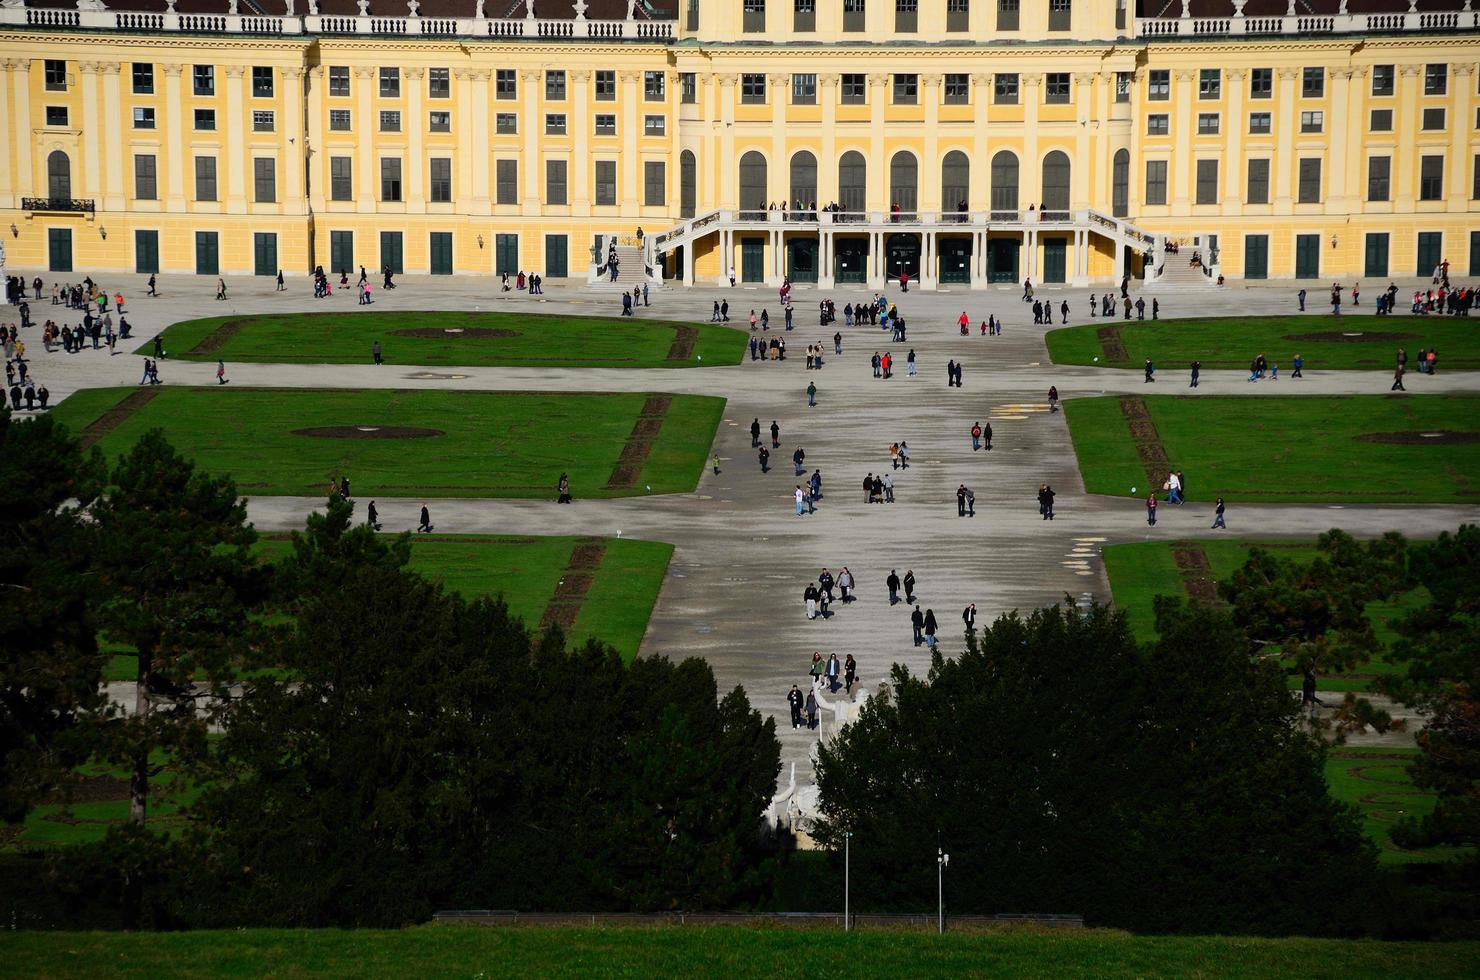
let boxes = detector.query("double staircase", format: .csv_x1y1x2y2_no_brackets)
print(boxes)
587,239,659,290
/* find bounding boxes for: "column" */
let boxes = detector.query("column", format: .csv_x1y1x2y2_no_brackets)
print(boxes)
224,64,247,213
1393,64,1422,211
770,75,787,207
819,227,834,288
1092,73,1111,208
717,73,736,208
405,67,425,210
1222,68,1246,206
1022,73,1041,208
470,70,490,212
13,60,32,197
79,63,103,204
1171,68,1195,212
819,74,837,205
1273,67,1299,209
355,67,376,210
1072,73,1093,210
972,73,989,212
921,229,935,289
282,67,306,211
100,63,124,212
1344,67,1366,214
523,69,543,212
162,64,185,210
700,74,718,210
619,69,640,213
571,70,591,211
922,74,941,215
1326,67,1352,211
1448,64,1474,210
0,61,13,207
868,72,887,211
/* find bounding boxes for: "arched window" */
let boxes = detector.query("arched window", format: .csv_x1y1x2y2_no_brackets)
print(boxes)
1112,148,1129,218
990,150,1018,215
941,150,970,217
789,150,817,211
889,151,918,213
838,150,866,215
680,150,697,219
738,150,767,217
47,150,72,201
1041,150,1071,214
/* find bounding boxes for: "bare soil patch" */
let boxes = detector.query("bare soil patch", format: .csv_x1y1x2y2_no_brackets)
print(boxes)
390,327,520,339
292,425,444,440
187,318,249,355
1118,396,1169,485
1283,331,1418,343
540,539,608,631
605,395,674,490
1172,542,1219,603
666,325,700,361
80,388,161,448
1096,325,1128,361
42,775,130,806
1354,431,1480,445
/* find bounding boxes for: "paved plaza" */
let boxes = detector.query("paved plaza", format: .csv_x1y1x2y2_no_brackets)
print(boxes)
18,272,1479,762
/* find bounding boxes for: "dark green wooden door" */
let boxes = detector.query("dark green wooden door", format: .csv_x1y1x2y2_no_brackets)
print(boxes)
429,232,453,275
134,229,159,274
786,238,818,283
741,237,765,283
495,234,518,276
1042,237,1067,283
194,231,219,276
1244,234,1268,280
330,231,353,275
47,228,72,273
987,238,1019,283
938,238,972,284
834,239,867,284
1294,234,1320,280
253,232,277,277
545,234,568,278
1416,232,1442,278
1471,231,1480,277
1364,233,1389,278
378,232,403,275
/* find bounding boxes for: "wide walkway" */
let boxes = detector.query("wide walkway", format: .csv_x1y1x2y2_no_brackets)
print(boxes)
15,271,1479,761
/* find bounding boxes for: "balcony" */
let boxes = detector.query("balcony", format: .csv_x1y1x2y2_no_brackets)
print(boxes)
23,197,95,215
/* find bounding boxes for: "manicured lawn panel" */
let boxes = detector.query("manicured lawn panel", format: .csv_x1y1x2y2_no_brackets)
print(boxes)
571,539,675,660
2,925,1477,978
1324,748,1475,866
1098,541,1181,643
146,310,747,368
1046,316,1480,370
51,387,725,499
1064,395,1480,503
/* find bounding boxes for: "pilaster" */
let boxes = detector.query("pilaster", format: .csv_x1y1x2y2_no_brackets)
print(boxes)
224,64,246,213
99,62,124,211
162,63,185,209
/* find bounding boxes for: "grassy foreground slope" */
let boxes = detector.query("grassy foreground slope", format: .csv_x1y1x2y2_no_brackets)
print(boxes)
4,926,1476,978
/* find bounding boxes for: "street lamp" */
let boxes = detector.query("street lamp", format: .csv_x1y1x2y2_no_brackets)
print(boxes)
937,848,950,934
844,831,852,931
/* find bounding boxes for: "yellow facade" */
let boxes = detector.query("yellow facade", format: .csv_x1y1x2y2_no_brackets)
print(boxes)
0,3,1475,286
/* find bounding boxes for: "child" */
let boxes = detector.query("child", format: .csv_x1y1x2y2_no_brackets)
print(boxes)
1269,363,1278,380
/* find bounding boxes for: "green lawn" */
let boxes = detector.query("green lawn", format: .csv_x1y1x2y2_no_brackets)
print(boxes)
53,387,724,499
146,310,746,368
1064,395,1480,503
1046,315,1480,371
1325,748,1476,866
4,753,200,854
2,925,1476,977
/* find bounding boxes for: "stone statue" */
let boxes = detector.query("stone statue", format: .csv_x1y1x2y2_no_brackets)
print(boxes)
284,0,295,15
227,0,238,14
76,0,109,10
524,0,535,18
625,0,636,18
308,0,319,15
406,0,418,16
357,0,369,15
474,0,484,17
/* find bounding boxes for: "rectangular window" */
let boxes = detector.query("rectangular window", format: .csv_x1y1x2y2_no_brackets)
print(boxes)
194,108,216,130
132,106,156,129
495,113,517,135
946,0,968,32
1371,65,1394,97
1198,68,1220,100
1197,113,1220,135
251,66,273,98
843,0,865,31
743,0,766,32
1195,159,1218,205
896,0,918,33
253,157,276,204
1369,108,1392,132
495,70,516,100
1145,160,1167,206
1045,73,1070,104
1301,67,1324,98
1146,114,1169,135
944,74,969,105
44,105,68,127
44,59,67,91
794,0,816,31
193,65,214,96
1246,158,1270,204
893,74,918,105
842,73,866,104
328,66,350,97
644,160,665,207
253,110,275,132
134,154,157,201
429,157,452,203
594,113,616,135
644,71,666,102
1047,0,1070,31
994,73,1018,105
329,108,351,131
545,113,566,135
1367,156,1391,202
546,159,567,206
381,157,402,202
1297,157,1321,203
1250,67,1272,99
1115,71,1132,103
1300,110,1323,133
379,67,400,98
643,114,666,136
1148,69,1170,101
996,0,1018,31
1424,63,1447,96
681,72,697,104
330,156,353,201
741,73,766,104
429,110,450,132
1475,153,1480,199
132,63,154,95
1422,107,1445,130
379,110,401,132
546,70,566,101
1419,154,1444,201
496,159,518,204
595,159,616,206
595,70,615,101
1248,111,1271,134
792,73,817,105
429,67,450,98
194,155,218,202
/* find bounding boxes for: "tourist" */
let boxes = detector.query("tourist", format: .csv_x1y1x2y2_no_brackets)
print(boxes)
903,570,916,604
1297,288,1306,311
771,420,781,448
911,605,925,646
418,504,434,533
923,608,938,648
557,473,572,504
372,341,383,365
276,269,286,291
1048,385,1059,413
1038,483,1055,520
982,422,993,451
887,569,901,605
804,582,818,620
758,446,770,472
962,603,977,633
844,654,858,693
216,278,227,300
795,485,806,516
1212,497,1226,530
971,422,982,452
216,359,228,385
805,690,818,730
1190,360,1200,388
807,381,817,407
788,685,804,728
1146,493,1158,526
1292,353,1303,378
826,653,841,692
367,500,381,531
1144,359,1155,383
838,566,854,604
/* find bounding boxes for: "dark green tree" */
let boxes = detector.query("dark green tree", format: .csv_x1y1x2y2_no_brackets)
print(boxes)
0,410,105,822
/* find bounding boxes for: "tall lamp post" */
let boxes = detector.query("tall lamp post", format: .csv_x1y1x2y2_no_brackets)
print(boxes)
937,847,950,934
844,831,852,931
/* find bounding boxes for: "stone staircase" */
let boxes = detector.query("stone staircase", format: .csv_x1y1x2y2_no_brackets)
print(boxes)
588,242,658,290
1150,256,1216,287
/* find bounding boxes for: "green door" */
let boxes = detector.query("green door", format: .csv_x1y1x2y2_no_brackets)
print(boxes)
938,238,971,284
786,238,819,283
1471,230,1480,277
330,231,354,276
1416,232,1442,278
134,229,159,274
253,232,277,277
1042,237,1067,284
741,237,765,283
545,234,568,278
1244,234,1268,280
987,238,1019,283
1364,233,1389,279
834,239,868,284
47,227,72,273
195,231,219,276
1294,234,1320,280
495,234,519,276
429,232,453,275
378,232,403,275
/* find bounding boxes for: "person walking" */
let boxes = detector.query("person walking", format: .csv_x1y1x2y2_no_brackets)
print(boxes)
971,422,982,451
805,690,819,730
838,567,854,604
907,348,917,377
372,341,383,365
957,484,968,517
795,485,806,516
1038,483,1056,520
147,274,158,297
826,653,841,693
923,608,938,648
844,654,858,693
903,570,916,604
216,278,227,300
1146,493,1158,526
758,445,770,472
1297,288,1306,312
751,418,762,447
771,420,781,449
788,685,805,728
804,583,818,620
962,603,977,633
366,500,381,530
1144,358,1155,383
887,569,901,605
216,359,229,385
1391,364,1406,391
793,446,806,476
1048,385,1059,413
807,381,817,407
1060,300,1069,325
276,269,286,291
418,504,433,533
1292,353,1303,379
1190,360,1200,388
911,605,925,647
1211,496,1227,529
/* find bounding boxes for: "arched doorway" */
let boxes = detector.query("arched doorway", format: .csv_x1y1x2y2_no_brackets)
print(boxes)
1041,150,1071,215
941,150,970,221
789,150,817,213
738,150,767,218
1112,149,1129,218
680,150,696,219
838,150,866,217
47,150,72,200
990,151,1018,217
889,151,918,215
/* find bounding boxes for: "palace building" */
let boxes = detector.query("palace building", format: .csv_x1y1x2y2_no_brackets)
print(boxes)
0,0,1476,288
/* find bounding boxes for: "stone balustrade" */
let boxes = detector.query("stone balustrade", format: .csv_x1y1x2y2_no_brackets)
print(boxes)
1138,8,1477,38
